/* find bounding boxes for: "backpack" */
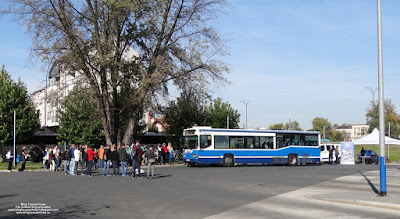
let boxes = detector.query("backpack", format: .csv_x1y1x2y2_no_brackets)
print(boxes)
131,147,137,159
68,149,73,159
104,150,108,160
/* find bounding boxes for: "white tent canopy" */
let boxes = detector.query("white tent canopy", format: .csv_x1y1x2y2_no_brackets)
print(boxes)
352,128,400,145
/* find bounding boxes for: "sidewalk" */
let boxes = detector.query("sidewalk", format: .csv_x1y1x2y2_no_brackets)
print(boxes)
310,167,400,211
208,167,400,218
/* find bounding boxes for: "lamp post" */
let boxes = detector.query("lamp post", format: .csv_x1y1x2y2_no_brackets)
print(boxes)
13,110,16,166
365,87,377,105
240,100,251,129
377,0,386,196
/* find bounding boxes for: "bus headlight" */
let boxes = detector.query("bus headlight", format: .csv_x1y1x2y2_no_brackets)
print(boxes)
193,154,198,158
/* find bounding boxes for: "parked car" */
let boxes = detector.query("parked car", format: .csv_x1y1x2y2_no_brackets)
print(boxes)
357,150,379,164
319,144,341,163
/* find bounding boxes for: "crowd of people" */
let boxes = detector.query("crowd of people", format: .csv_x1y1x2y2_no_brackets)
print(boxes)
5,141,178,179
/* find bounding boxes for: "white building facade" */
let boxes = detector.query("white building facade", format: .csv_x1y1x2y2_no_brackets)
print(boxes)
32,63,84,131
335,124,369,141
32,48,163,134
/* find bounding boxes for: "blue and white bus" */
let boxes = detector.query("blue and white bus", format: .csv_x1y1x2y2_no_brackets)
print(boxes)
183,127,321,166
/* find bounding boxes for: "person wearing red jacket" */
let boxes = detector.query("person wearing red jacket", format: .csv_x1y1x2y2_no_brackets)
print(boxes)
162,143,168,165
86,146,97,177
132,140,143,178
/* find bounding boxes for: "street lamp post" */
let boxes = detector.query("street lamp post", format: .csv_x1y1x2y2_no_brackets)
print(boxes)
365,87,377,105
377,0,386,196
241,100,251,129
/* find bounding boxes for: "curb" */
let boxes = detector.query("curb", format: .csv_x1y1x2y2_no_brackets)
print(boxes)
314,197,400,211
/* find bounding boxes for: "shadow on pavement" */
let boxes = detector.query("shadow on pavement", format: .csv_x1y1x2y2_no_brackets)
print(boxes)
358,170,380,195
0,194,19,199
154,174,172,179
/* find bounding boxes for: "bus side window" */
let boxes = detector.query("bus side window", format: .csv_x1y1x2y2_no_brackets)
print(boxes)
200,135,211,148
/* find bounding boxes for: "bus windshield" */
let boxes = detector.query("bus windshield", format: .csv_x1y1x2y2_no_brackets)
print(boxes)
184,136,198,149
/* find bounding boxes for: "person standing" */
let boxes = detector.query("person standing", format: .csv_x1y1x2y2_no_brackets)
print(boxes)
132,140,143,178
74,146,81,175
69,144,76,175
156,143,162,164
162,143,168,165
86,146,97,177
42,146,48,169
62,148,69,175
328,146,334,164
335,146,340,164
6,148,13,172
110,146,119,176
19,145,29,171
53,145,59,171
45,147,51,171
98,145,105,169
146,145,156,179
103,145,111,176
80,145,87,175
167,143,174,165
119,145,128,176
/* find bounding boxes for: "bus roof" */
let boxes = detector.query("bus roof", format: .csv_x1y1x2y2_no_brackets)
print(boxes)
185,127,320,135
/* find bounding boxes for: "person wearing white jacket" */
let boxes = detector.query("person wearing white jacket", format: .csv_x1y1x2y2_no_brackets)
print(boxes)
6,148,13,172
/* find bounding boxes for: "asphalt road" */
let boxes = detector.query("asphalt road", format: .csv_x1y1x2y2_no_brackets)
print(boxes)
0,163,388,218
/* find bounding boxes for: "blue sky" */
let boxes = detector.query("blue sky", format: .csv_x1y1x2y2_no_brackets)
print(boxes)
1,0,400,130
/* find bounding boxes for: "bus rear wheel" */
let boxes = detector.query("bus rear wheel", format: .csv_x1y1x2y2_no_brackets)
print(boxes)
222,155,234,167
287,154,298,166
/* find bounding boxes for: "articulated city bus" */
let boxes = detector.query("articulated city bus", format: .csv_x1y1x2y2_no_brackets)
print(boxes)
183,127,321,166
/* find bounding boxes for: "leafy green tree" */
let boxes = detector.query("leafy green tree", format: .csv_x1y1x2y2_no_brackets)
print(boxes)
284,120,302,131
163,90,209,150
311,117,335,139
6,0,229,146
269,123,284,130
57,86,104,145
366,99,400,138
0,65,39,145
330,130,344,142
208,98,240,129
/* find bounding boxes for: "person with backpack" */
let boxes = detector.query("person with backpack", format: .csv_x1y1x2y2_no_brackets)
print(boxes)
146,145,156,179
62,148,70,175
132,140,143,178
110,146,119,176
6,148,13,172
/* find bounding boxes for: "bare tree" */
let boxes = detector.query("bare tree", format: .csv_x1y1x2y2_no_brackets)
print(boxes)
4,0,229,145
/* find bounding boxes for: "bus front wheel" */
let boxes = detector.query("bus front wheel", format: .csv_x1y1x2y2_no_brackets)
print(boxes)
287,154,298,166
222,155,234,167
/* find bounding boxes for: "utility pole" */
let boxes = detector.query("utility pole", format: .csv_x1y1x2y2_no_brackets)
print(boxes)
241,100,252,129
13,110,16,166
377,0,386,196
388,122,390,158
227,116,229,129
